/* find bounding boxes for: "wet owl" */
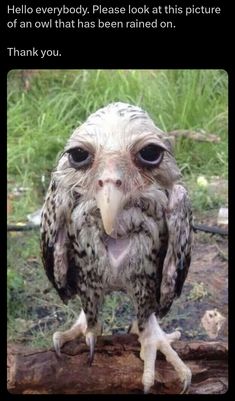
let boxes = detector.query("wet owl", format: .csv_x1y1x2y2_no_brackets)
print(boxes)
40,102,193,393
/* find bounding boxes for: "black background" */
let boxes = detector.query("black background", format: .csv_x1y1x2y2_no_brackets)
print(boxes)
2,0,231,68
1,0,232,399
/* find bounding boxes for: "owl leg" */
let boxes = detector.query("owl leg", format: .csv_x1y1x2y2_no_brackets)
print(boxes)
130,314,191,394
53,309,87,357
53,309,102,363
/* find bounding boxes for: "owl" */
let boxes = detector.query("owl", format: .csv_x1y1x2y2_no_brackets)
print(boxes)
40,102,193,393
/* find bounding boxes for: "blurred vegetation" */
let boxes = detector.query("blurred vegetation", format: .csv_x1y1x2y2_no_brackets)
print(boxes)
7,70,228,346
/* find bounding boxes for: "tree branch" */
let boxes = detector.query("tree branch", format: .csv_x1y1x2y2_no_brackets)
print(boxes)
168,130,221,143
193,223,228,237
7,335,228,394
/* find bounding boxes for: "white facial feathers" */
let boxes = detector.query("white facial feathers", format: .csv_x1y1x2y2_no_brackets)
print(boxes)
66,102,168,152
54,102,181,209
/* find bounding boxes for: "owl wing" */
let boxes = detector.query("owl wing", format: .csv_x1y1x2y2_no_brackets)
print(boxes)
40,179,79,303
158,184,193,317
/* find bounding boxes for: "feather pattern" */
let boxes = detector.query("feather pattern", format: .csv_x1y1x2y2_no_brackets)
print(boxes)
159,184,193,317
40,102,193,329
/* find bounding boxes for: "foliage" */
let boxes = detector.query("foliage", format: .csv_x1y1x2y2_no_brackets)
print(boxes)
7,268,25,318
187,282,208,302
190,185,225,211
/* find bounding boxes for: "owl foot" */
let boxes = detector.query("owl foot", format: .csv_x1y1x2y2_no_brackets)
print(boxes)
138,313,191,394
53,309,87,357
53,310,102,365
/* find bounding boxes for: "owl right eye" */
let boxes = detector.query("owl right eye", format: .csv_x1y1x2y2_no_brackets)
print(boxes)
136,144,164,168
67,147,93,169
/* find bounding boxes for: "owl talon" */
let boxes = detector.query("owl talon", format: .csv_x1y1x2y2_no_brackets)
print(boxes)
53,332,63,357
179,366,192,394
128,320,139,335
86,333,96,366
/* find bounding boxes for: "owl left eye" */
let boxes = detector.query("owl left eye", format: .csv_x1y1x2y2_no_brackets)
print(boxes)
136,144,164,167
67,147,92,168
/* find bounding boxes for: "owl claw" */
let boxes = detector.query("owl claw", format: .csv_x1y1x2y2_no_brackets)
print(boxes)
128,320,139,335
87,339,95,366
86,333,96,366
53,332,63,357
143,385,151,394
179,366,192,394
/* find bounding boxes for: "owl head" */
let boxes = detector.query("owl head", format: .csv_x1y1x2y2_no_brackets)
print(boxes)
54,102,180,235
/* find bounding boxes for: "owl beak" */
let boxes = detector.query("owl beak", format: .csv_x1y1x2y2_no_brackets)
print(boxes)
96,183,124,236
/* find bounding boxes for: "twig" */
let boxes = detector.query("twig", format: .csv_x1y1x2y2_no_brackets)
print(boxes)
168,130,221,143
193,223,228,237
7,224,39,232
8,223,228,237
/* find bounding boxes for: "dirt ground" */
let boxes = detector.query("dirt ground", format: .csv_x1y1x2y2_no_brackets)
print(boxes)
162,237,228,341
160,209,228,342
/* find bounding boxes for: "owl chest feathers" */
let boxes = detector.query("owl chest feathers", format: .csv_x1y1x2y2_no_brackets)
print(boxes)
69,193,168,291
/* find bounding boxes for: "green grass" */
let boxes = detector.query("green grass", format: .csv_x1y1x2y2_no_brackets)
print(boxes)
7,69,228,345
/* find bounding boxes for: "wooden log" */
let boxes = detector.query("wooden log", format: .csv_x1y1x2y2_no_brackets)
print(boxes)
7,335,228,394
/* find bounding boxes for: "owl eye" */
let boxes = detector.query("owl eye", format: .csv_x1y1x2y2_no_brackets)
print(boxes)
136,144,164,167
67,147,92,168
